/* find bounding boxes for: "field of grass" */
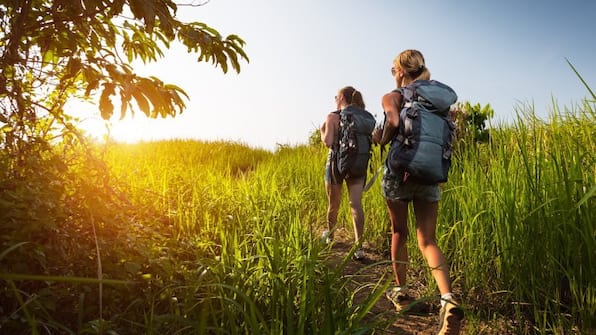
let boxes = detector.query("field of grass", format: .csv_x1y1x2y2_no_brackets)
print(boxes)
0,100,594,334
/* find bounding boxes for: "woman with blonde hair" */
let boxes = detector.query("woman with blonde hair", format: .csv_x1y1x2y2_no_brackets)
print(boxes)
373,49,464,335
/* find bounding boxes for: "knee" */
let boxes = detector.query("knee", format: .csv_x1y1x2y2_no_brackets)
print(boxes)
391,222,408,238
327,205,340,216
349,205,363,218
348,198,362,210
328,199,341,212
417,236,437,251
328,201,340,210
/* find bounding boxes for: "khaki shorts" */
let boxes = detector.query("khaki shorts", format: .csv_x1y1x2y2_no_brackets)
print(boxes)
381,168,440,202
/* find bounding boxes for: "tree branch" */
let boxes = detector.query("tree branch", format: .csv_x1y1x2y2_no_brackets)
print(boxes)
176,0,211,7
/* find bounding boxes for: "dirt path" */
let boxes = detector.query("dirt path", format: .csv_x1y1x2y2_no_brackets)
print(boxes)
324,227,444,334
325,228,519,334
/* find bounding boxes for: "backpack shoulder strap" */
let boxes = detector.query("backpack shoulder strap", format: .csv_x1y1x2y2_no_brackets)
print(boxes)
400,83,420,106
391,85,417,110
393,83,420,144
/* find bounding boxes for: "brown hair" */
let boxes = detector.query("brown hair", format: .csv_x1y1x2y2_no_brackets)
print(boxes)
394,49,431,81
339,86,366,109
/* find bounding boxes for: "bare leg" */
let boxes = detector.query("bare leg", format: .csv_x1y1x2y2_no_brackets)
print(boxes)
346,177,365,244
387,199,409,287
413,200,451,295
325,182,342,237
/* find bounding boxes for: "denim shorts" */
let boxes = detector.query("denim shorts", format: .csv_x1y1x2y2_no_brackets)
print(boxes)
324,151,366,185
381,168,440,202
324,157,336,184
324,151,337,184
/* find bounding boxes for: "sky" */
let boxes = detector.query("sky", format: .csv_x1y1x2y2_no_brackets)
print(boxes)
78,0,596,151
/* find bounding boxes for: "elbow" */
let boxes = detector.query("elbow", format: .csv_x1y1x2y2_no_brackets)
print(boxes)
387,116,399,128
322,136,333,148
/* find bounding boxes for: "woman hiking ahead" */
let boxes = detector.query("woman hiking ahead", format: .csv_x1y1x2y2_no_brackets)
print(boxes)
320,86,375,260
372,49,464,335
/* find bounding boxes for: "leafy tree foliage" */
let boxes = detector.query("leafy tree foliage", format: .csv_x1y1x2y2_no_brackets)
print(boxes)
0,0,248,161
0,3,248,331
451,101,494,145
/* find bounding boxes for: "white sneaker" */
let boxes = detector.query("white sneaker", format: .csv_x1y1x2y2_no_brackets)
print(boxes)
385,287,428,313
321,230,332,244
438,299,464,334
353,249,365,260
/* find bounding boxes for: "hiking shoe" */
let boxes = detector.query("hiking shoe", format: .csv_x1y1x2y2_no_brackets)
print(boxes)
353,249,365,261
438,300,464,335
385,287,427,313
321,230,332,245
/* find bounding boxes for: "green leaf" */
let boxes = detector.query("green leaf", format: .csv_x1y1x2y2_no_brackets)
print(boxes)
0,242,30,261
132,88,151,117
0,273,130,285
99,83,115,120
120,90,131,120
576,184,595,209
566,58,596,101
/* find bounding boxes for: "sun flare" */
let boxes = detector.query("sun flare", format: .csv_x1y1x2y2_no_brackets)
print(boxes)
70,101,159,143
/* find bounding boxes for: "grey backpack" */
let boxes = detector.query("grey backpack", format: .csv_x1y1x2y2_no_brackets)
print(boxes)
387,80,457,184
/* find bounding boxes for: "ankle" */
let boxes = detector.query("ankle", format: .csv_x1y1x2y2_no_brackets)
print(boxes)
440,293,454,307
393,285,409,295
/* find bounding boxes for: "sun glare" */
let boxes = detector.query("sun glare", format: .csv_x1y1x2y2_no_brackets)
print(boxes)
70,100,161,143
82,115,177,143
108,117,156,143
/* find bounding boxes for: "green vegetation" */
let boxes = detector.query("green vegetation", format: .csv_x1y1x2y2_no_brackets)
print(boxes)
1,99,594,333
443,102,595,333
0,0,248,198
3,1,592,333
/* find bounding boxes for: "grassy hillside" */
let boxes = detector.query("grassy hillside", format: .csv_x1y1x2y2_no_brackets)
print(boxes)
1,104,594,333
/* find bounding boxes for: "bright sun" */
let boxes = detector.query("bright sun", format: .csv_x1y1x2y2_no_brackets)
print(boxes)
70,100,159,143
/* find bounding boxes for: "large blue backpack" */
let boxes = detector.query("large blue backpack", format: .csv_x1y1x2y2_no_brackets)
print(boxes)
387,80,457,184
334,105,376,180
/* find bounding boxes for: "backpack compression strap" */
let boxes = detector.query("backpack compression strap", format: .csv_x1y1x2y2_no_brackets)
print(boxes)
393,86,417,146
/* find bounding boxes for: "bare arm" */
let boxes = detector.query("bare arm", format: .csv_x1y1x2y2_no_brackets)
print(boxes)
320,112,339,148
372,91,402,145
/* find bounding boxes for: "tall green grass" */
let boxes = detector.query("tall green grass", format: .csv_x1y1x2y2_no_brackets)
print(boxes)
2,98,593,333
439,100,595,332
106,105,593,333
100,140,379,333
